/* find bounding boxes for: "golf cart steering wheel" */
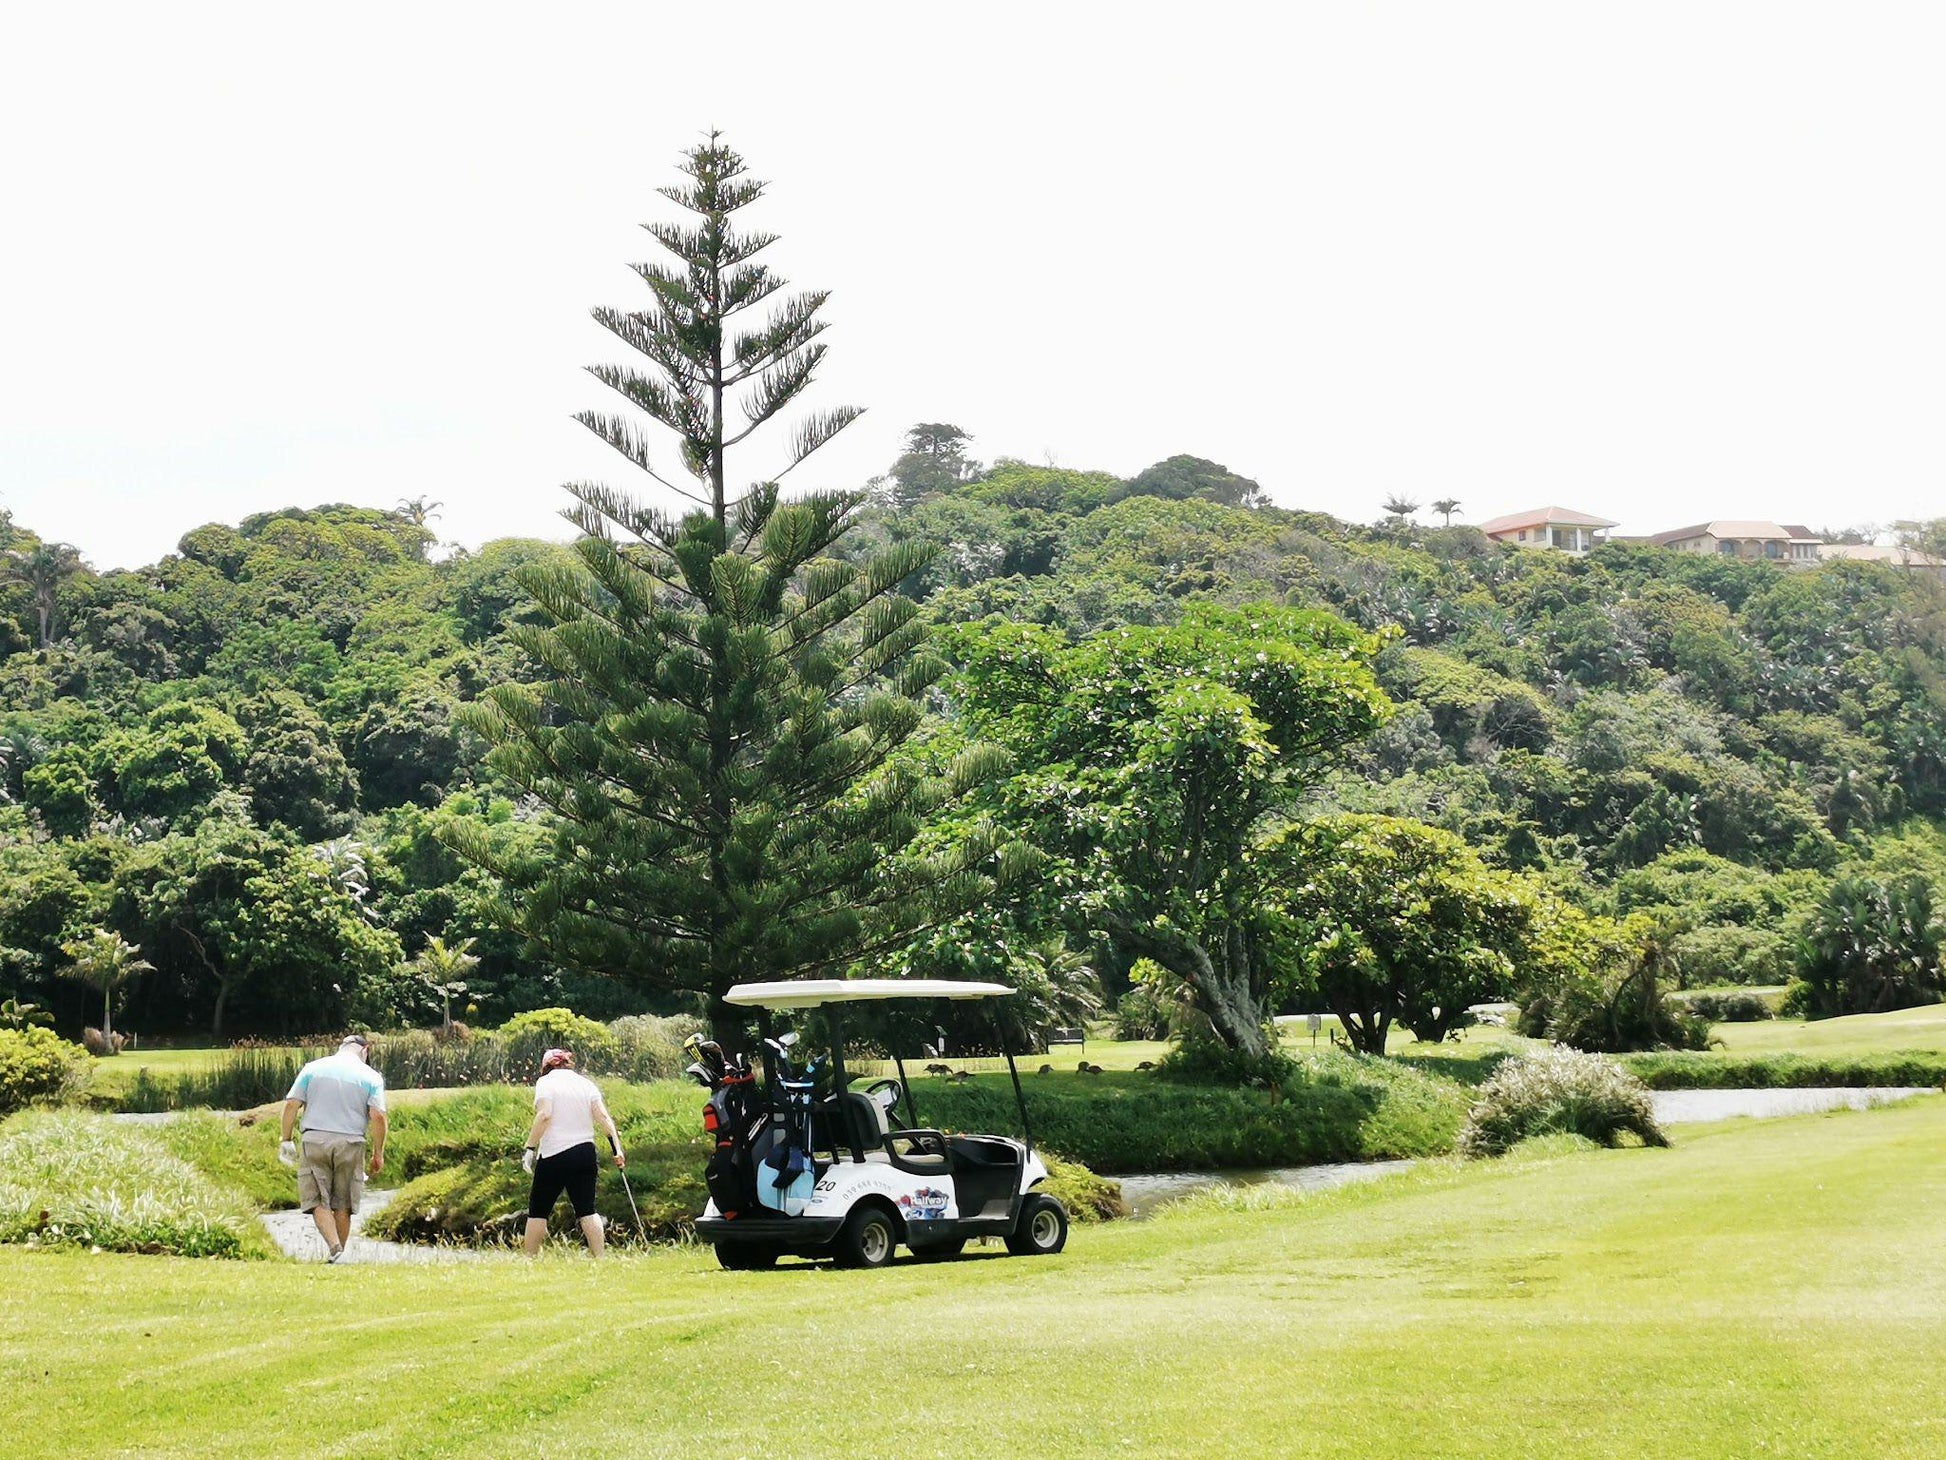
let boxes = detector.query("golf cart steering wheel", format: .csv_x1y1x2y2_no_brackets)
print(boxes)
864,1077,906,1120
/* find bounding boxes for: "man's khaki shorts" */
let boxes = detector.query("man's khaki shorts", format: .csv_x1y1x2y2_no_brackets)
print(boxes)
297,1133,367,1213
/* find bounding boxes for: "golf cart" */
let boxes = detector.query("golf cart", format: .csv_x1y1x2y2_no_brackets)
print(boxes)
689,978,1069,1270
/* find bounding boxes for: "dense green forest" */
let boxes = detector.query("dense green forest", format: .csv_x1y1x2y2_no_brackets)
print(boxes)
3,444,1945,1045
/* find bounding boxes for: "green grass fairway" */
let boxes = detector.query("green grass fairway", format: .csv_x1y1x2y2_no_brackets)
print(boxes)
7,1098,1946,1457
1715,1001,1946,1055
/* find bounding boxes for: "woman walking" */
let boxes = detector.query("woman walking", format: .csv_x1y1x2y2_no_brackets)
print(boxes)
522,1047,624,1257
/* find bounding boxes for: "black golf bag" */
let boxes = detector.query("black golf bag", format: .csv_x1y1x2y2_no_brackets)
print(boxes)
702,1076,760,1216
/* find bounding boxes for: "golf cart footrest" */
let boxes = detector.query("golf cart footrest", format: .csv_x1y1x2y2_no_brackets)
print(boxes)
697,1215,843,1246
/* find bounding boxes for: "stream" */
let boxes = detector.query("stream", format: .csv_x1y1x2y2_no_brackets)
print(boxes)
1111,1087,1938,1219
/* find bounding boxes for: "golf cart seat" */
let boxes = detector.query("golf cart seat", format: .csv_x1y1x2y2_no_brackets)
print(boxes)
834,1089,950,1173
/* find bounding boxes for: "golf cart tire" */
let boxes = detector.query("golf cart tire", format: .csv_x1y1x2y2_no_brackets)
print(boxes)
1005,1193,1068,1256
715,1243,780,1271
834,1203,899,1269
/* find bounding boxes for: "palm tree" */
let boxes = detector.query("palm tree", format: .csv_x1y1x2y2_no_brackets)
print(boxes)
413,934,479,1034
3,541,84,648
1431,498,1462,527
58,931,153,1052
1381,496,1420,524
394,497,443,528
1006,940,1104,1048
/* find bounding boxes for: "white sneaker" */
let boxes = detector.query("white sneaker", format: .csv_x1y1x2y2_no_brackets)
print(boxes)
327,1245,345,1264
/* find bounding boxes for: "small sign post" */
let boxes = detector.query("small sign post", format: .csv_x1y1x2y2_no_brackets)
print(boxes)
1307,1012,1322,1047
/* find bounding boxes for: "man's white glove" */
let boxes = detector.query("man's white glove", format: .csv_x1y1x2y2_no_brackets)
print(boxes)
521,1147,538,1175
278,1140,298,1168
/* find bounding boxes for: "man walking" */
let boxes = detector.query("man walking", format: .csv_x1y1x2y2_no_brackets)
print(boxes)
280,1034,388,1263
522,1047,624,1258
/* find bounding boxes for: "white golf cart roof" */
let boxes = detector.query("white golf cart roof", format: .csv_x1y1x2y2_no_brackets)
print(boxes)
723,979,1016,1010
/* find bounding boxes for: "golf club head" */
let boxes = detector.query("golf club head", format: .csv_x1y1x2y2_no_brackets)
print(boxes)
683,1060,714,1089
763,1034,797,1076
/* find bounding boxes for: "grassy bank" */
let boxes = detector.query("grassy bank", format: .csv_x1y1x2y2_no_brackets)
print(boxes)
7,1098,1946,1455
920,1050,1469,1171
0,1112,274,1259
1619,1050,1946,1089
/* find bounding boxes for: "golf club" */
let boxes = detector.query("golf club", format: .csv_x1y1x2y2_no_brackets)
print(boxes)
610,1136,644,1235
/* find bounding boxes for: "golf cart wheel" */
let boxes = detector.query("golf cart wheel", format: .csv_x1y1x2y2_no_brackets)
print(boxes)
1005,1194,1068,1256
715,1243,780,1271
834,1205,898,1269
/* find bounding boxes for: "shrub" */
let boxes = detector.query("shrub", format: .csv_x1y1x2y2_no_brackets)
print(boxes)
1112,959,1194,1041
496,1007,617,1074
81,1027,129,1057
1674,989,1774,1022
1114,986,1172,1042
1039,1154,1124,1222
605,1014,699,1083
1155,1036,1296,1090
1794,874,1944,1017
1516,914,1711,1053
1458,1050,1669,1158
0,1110,271,1257
1778,979,1814,1019
0,1027,93,1114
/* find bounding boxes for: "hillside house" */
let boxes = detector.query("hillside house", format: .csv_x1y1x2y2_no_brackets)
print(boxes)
1648,521,1822,565
1477,507,1619,555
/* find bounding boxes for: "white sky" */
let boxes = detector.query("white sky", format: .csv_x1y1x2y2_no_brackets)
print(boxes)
2,3,1941,570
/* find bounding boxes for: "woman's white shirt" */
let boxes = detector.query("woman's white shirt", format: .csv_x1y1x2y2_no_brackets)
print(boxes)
534,1068,603,1157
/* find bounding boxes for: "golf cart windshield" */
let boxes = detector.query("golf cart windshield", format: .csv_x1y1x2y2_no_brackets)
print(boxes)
723,979,1015,1009
724,979,1032,1155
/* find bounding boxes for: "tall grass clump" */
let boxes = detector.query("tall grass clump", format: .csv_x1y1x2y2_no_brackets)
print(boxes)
113,1013,703,1112
1459,1050,1669,1159
0,1111,272,1258
118,1045,317,1113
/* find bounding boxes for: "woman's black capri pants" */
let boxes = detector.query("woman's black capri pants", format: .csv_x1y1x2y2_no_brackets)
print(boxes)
528,1141,599,1220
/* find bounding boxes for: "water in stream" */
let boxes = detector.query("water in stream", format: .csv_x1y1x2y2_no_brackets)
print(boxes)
1115,1159,1414,1219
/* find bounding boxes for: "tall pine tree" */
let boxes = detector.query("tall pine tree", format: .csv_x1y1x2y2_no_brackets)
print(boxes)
457,135,1012,1041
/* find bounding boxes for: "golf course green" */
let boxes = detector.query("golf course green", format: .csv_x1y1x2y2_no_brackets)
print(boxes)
8,1094,1944,1458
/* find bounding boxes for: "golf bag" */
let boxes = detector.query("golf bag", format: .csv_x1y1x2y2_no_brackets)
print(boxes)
757,1074,817,1217
702,1076,760,1217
